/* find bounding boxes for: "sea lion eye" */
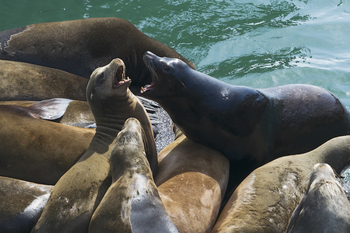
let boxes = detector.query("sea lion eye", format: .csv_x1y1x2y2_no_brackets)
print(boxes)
163,64,171,73
95,72,105,88
97,73,104,81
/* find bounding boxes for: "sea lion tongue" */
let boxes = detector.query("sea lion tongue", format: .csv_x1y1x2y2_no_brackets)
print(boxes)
112,64,130,89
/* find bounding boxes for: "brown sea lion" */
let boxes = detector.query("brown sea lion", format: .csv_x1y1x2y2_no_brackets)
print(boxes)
286,163,350,233
31,58,157,233
0,60,87,101
89,118,179,233
210,136,350,233
0,17,196,93
0,103,95,184
156,134,229,233
1,98,176,153
141,51,350,193
0,176,53,233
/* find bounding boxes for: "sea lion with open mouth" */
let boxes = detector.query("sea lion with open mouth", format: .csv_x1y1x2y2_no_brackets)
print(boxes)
141,51,350,192
31,58,157,233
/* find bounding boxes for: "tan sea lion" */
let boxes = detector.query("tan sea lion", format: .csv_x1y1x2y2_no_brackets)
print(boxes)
0,103,95,184
0,17,196,93
210,136,350,233
0,176,53,233
31,58,157,233
286,163,350,233
141,51,350,195
0,60,87,101
89,118,179,233
156,134,229,233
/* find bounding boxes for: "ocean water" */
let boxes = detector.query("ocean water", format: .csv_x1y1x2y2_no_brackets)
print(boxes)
1,0,350,192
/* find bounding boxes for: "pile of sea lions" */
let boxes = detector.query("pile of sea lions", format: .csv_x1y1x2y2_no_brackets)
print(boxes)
0,17,350,233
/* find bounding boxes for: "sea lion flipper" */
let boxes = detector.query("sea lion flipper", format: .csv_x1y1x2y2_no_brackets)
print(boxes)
27,98,73,120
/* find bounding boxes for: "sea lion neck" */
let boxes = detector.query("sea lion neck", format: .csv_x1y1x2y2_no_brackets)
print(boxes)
88,89,137,154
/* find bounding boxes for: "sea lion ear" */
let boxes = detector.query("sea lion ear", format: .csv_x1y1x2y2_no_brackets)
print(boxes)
26,98,73,120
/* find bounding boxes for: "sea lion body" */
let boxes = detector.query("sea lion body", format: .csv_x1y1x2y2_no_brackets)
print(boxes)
0,103,94,184
286,163,350,233
0,60,87,101
0,18,196,92
141,52,350,186
32,58,157,233
89,118,178,233
210,136,350,233
0,176,53,233
156,134,229,233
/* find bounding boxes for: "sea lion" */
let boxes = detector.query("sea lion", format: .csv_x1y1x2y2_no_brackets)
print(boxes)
32,58,158,233
141,51,350,190
1,98,176,153
0,60,87,101
0,17,196,93
89,118,179,233
210,136,350,233
0,103,95,184
156,134,229,233
0,176,53,233
286,163,350,233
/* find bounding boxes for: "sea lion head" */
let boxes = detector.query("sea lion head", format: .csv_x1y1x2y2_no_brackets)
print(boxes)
86,58,131,116
307,163,341,193
116,117,145,150
141,51,189,100
110,117,150,179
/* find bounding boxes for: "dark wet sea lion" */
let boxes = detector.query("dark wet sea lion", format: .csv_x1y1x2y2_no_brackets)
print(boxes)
286,163,350,233
32,58,157,233
0,60,87,101
0,17,196,93
0,103,95,184
156,134,229,233
0,176,53,233
89,118,179,233
210,136,350,233
141,51,350,190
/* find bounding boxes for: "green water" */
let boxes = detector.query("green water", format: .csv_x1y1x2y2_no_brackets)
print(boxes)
1,0,349,104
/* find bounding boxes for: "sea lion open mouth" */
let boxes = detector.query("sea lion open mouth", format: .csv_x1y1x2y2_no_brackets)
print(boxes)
112,65,130,89
141,52,157,93
141,83,154,93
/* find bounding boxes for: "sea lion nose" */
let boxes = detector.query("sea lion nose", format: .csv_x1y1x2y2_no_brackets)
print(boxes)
144,51,157,60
